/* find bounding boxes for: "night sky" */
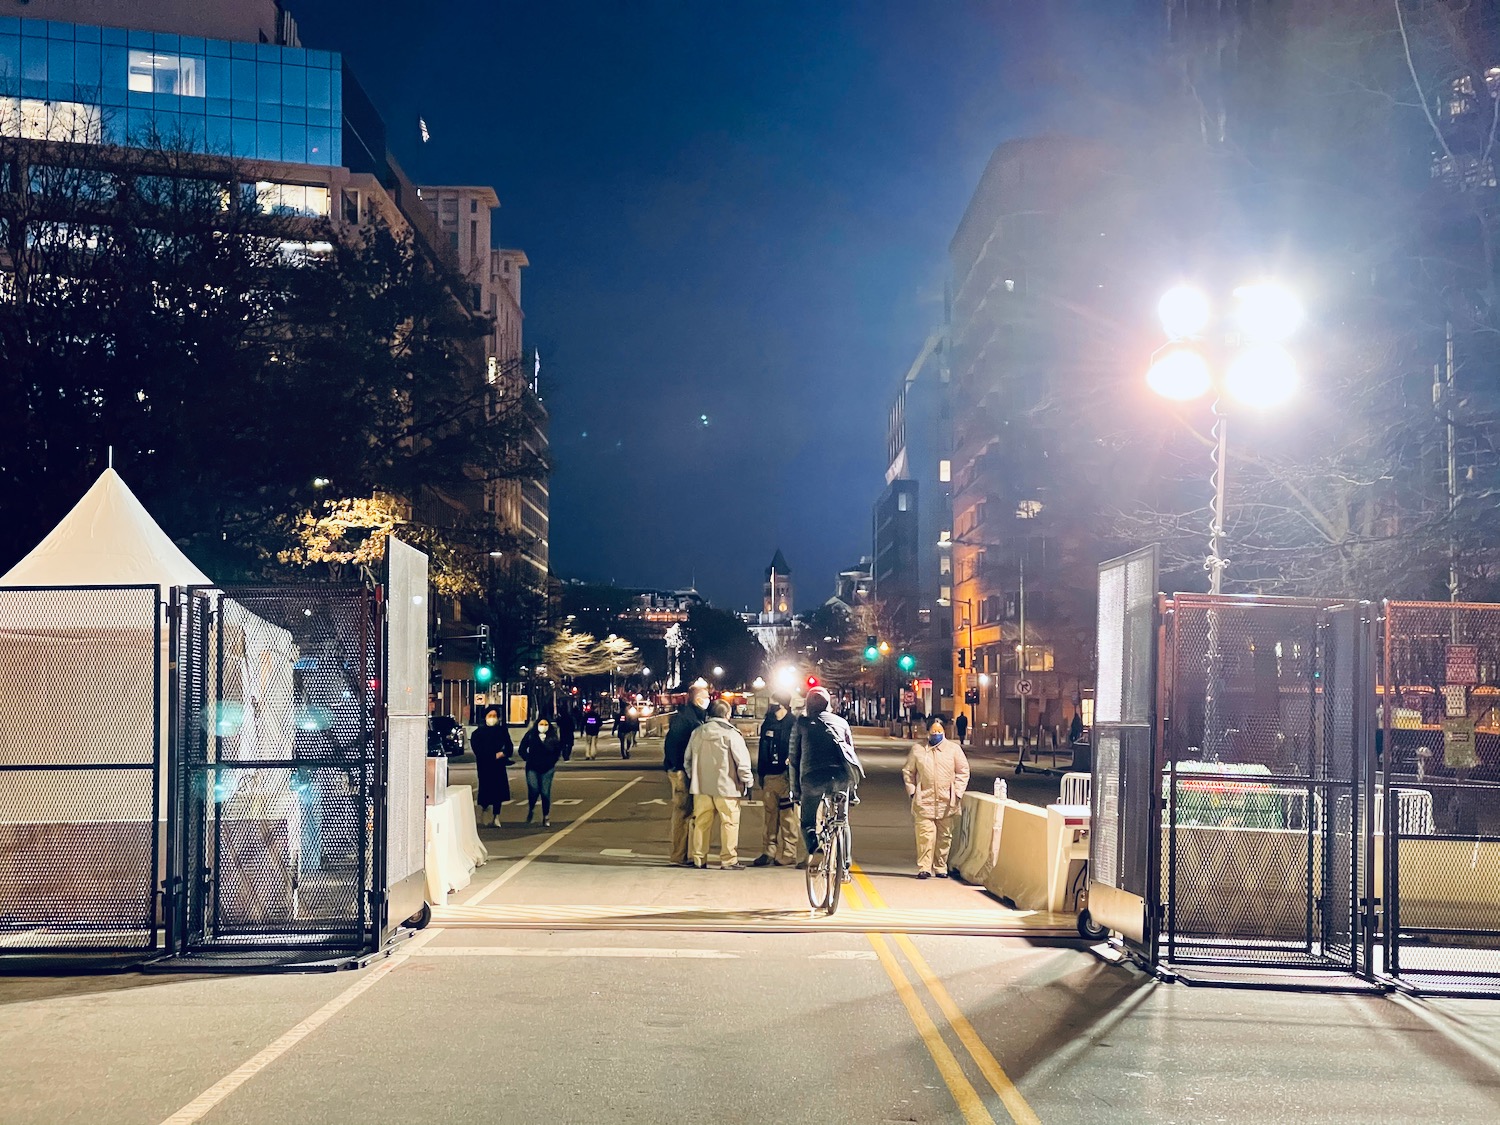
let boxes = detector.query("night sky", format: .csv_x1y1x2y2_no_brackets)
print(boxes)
296,1,1152,611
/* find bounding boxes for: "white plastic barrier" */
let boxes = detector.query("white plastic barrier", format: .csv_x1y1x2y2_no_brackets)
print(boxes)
983,800,1050,910
953,792,1003,884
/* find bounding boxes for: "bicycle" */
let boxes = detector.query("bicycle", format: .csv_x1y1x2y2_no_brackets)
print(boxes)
805,789,851,915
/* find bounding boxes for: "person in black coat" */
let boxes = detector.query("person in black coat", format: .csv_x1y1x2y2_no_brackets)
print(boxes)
518,717,564,826
663,685,710,865
470,705,514,827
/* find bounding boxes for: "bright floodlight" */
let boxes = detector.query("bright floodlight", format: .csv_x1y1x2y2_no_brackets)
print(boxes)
1225,344,1298,408
1157,285,1211,340
1234,282,1302,343
1146,347,1212,401
774,664,799,692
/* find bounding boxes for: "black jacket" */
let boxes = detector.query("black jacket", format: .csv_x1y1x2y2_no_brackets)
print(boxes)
470,721,514,764
757,706,794,779
789,711,863,793
518,726,564,774
663,703,707,771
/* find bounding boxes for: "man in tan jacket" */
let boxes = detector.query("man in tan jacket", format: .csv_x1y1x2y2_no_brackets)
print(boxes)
684,699,754,870
902,717,971,879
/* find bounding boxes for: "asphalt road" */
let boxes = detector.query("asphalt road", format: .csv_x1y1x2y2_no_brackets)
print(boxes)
3,734,1500,1124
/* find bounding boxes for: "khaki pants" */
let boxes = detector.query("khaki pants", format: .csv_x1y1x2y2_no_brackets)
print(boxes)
690,794,742,867
759,774,799,864
915,814,959,875
667,770,692,864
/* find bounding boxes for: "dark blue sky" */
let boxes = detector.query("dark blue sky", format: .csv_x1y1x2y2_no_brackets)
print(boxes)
296,1,1152,610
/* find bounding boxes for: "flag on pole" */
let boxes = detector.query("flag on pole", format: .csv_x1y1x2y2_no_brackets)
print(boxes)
419,117,430,143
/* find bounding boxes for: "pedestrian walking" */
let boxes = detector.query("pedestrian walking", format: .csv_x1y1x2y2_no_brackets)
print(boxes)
663,684,710,865
518,716,564,827
684,699,753,869
583,708,602,759
955,712,968,746
789,686,864,882
615,706,640,758
903,718,971,879
470,705,513,826
557,707,576,761
752,693,798,866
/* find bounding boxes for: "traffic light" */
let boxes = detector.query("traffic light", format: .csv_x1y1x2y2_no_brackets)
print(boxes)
863,635,879,662
475,661,494,687
806,675,820,689
897,652,916,673
475,625,494,686
957,648,967,669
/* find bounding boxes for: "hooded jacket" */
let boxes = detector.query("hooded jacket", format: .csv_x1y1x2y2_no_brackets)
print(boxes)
684,717,753,798
518,724,563,774
663,701,707,771
789,709,863,794
902,737,971,819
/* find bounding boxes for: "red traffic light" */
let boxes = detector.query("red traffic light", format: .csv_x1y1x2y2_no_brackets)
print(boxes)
806,676,819,688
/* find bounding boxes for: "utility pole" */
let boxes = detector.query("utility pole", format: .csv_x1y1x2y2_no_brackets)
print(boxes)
1017,555,1027,748
1445,320,1459,604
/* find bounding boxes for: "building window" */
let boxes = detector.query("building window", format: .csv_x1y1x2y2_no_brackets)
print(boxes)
897,491,909,512
938,459,951,483
128,50,204,98
939,556,951,576
470,199,478,213
255,182,331,218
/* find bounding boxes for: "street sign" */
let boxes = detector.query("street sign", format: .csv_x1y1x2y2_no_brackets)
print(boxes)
1444,717,1478,770
901,689,916,708
1446,644,1479,686
1017,679,1033,696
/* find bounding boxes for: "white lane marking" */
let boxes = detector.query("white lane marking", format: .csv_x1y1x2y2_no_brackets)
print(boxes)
413,946,738,959
552,798,584,805
459,776,643,909
600,848,635,857
157,779,643,1125
811,950,879,960
155,927,441,1125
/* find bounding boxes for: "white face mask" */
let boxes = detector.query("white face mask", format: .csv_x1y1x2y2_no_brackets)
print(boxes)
538,724,550,735
485,716,499,726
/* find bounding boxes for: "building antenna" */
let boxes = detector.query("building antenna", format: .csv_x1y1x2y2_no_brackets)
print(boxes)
107,445,113,469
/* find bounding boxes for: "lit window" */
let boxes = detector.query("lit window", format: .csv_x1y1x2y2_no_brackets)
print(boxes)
128,50,204,98
256,182,330,218
938,459,951,483
1004,279,1015,292
898,491,909,512
1017,499,1043,519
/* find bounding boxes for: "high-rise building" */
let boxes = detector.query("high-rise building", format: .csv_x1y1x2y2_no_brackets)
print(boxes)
947,136,1136,745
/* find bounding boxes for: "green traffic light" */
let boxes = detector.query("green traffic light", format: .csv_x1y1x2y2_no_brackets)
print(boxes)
898,653,916,673
863,645,879,662
475,664,494,686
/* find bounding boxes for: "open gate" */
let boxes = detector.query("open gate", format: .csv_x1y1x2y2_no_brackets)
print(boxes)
1157,595,1375,975
172,584,382,957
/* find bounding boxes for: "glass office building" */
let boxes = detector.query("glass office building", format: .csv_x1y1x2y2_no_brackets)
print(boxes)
0,16,342,167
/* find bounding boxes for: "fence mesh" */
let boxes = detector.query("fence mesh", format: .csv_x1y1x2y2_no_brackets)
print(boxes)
177,585,378,952
1160,596,1363,969
0,586,162,950
1382,602,1500,993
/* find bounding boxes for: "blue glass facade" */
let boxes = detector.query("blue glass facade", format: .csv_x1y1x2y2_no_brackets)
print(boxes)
0,17,342,167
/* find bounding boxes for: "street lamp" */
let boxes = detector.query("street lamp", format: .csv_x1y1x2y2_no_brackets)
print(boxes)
1147,281,1302,761
712,665,724,679
1145,280,1303,594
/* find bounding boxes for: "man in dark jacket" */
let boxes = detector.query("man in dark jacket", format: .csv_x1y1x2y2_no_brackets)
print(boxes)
789,686,864,881
663,683,710,865
752,694,798,866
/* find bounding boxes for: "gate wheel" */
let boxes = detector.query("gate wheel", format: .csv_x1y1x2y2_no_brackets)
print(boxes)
405,901,432,931
1077,908,1108,941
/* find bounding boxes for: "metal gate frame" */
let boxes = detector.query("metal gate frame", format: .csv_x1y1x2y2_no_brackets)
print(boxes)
170,584,383,958
0,584,165,957
1153,594,1375,978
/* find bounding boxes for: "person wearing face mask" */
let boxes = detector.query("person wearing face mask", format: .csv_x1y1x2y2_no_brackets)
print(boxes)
902,718,971,879
469,705,514,826
752,693,798,866
663,682,711,866
518,716,564,827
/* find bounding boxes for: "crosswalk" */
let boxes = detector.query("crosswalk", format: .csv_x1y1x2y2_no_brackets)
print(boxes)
432,900,1077,937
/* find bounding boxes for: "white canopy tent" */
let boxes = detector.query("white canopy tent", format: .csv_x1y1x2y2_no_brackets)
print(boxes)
0,469,296,821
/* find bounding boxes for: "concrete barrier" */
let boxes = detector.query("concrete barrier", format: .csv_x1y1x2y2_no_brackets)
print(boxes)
984,800,1050,910
953,793,1003,884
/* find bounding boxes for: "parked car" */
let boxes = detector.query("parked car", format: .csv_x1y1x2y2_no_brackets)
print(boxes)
427,714,466,758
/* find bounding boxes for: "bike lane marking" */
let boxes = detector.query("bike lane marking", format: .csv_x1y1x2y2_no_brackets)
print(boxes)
155,777,643,1125
844,879,996,1125
852,865,1042,1125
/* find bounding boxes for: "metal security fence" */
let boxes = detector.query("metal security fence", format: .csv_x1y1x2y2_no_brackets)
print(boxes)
0,585,164,952
1381,602,1500,994
1158,595,1373,972
172,585,381,955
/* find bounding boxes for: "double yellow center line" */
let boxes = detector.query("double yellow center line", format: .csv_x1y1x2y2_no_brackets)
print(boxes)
845,864,1042,1125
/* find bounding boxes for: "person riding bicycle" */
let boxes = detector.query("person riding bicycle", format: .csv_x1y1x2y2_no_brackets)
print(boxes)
788,686,864,883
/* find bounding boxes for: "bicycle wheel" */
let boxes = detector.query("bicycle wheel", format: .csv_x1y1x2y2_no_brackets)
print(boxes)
824,827,844,916
805,839,831,911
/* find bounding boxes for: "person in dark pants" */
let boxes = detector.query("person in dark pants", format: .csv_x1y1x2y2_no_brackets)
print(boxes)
663,684,710,865
789,686,864,883
470,705,514,826
615,706,640,758
557,708,576,761
518,717,563,826
753,693,798,866
955,712,969,746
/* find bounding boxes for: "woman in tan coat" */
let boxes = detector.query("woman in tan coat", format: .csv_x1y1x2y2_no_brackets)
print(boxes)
902,718,971,879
